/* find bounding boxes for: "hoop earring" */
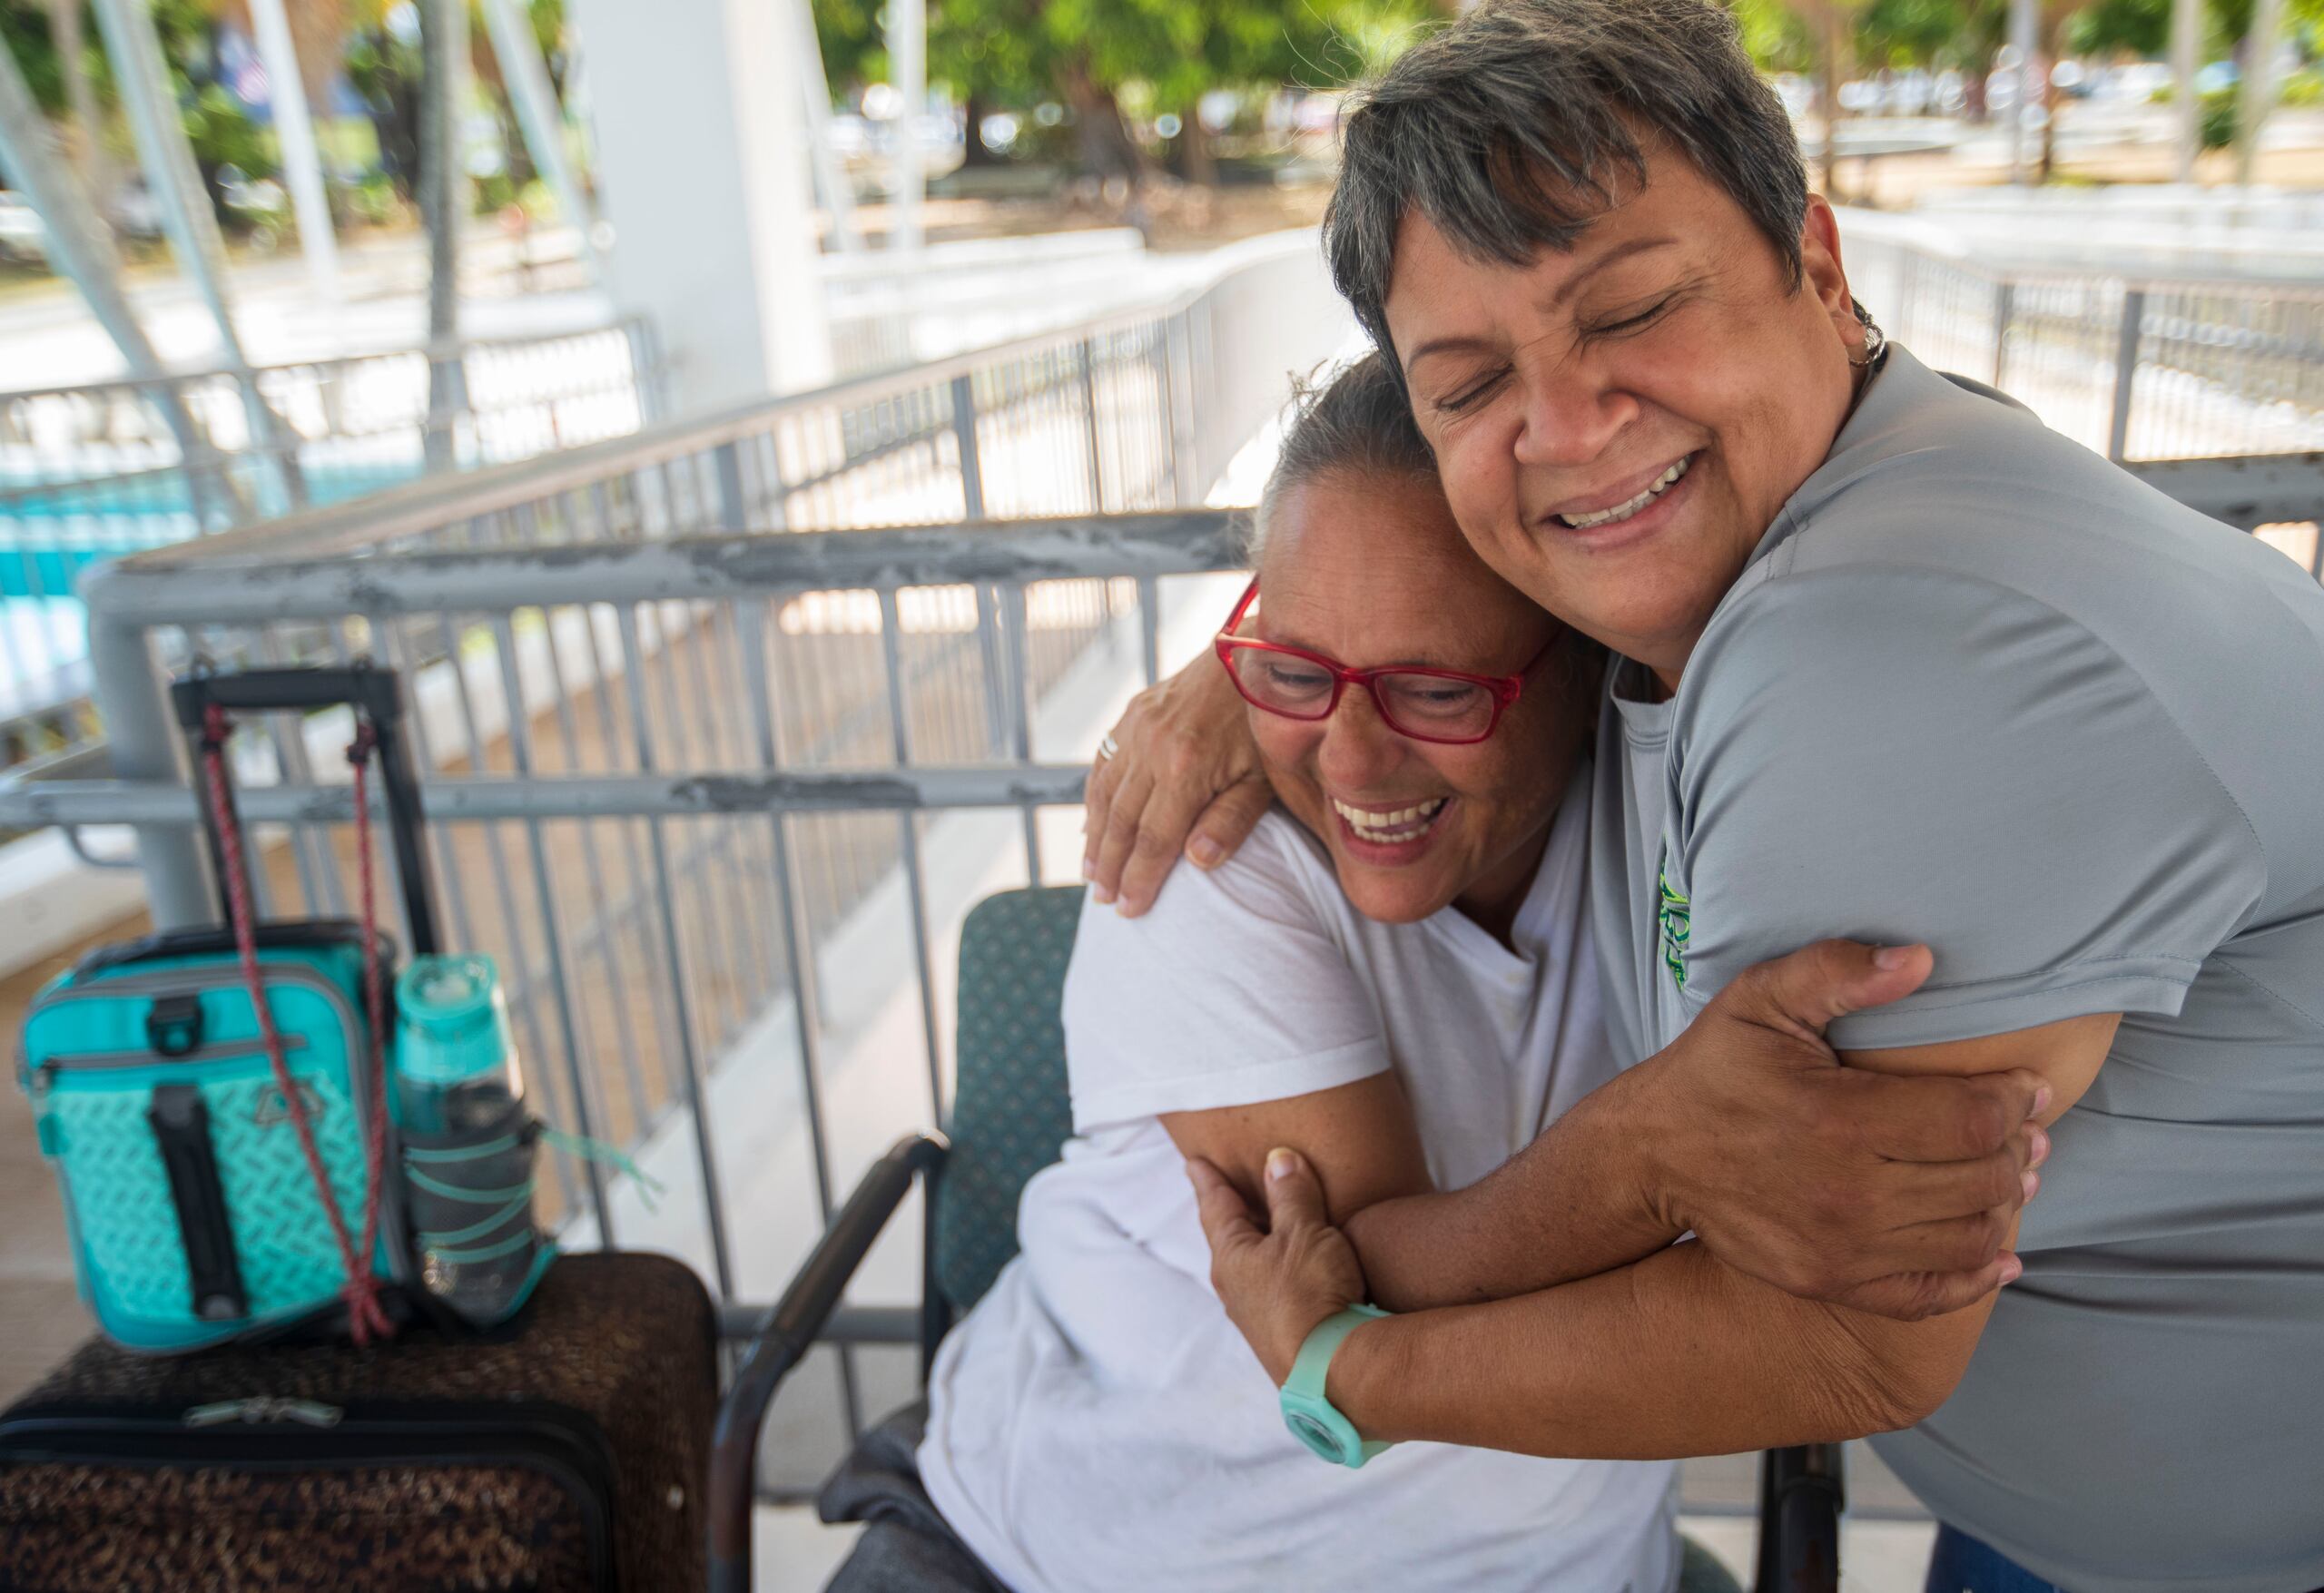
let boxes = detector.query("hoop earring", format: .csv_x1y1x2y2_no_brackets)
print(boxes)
1847,299,1888,370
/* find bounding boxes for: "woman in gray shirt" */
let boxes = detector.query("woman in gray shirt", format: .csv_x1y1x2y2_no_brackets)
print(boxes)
1091,2,2324,1588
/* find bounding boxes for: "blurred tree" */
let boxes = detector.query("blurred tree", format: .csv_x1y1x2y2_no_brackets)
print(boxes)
145,0,280,211
811,0,1430,184
44,0,115,195
1729,0,1817,67
344,1,420,197
0,1,71,113
1782,0,1868,192
1858,0,2009,115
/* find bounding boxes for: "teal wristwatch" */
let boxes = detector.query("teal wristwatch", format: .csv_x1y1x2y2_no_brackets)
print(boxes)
1279,1303,1392,1468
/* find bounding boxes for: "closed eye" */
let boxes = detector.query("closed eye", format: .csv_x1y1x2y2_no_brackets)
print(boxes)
1433,368,1510,415
1584,296,1679,340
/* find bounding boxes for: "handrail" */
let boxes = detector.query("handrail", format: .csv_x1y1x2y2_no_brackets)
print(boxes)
1834,206,2324,295
83,510,1246,621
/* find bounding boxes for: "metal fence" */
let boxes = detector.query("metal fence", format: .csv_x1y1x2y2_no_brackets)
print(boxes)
0,514,1243,1491
0,318,663,766
1842,217,2324,463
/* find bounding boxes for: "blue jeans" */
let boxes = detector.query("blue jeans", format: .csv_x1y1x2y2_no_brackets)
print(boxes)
1925,1526,2065,1593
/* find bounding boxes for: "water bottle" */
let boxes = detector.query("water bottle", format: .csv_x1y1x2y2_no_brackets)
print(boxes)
394,954,541,1325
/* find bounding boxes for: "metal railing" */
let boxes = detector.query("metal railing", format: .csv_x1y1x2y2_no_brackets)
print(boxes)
0,318,665,765
1841,212,2324,463
0,514,1241,1490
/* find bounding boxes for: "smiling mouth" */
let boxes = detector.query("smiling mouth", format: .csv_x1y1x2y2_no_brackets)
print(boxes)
1330,796,1449,844
1555,452,1697,530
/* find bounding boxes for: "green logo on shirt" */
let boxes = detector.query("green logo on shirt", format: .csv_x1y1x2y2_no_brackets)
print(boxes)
1658,864,1690,991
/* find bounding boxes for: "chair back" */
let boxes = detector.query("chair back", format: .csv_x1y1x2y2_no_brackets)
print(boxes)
931,887,1085,1314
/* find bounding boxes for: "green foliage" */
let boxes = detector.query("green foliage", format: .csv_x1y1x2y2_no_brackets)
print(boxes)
0,2,68,116
1856,0,2005,69
181,82,274,182
472,169,517,212
345,19,422,194
348,169,399,224
2199,83,2238,145
1726,0,1816,66
812,0,884,92
812,0,1432,126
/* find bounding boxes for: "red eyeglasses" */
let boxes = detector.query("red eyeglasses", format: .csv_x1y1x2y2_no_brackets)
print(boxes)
1213,579,1557,745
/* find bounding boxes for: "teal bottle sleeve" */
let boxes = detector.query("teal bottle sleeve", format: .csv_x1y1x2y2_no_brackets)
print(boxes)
1278,1303,1393,1469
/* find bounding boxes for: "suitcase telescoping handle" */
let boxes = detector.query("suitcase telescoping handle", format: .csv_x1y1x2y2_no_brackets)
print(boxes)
169,664,441,958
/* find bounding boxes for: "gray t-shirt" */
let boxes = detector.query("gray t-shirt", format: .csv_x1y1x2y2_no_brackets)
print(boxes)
1591,345,2324,1592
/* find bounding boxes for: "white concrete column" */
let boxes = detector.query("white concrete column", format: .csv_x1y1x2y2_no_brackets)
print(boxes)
2236,0,2287,188
2008,0,2040,185
794,0,862,255
247,0,340,312
569,0,832,410
2171,0,2203,182
478,0,606,281
887,0,925,255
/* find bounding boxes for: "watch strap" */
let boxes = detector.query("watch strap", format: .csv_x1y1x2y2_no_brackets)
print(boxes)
1285,1302,1390,1399
1284,1303,1391,1464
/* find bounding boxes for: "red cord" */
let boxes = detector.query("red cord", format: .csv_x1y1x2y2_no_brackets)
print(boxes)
201,704,393,1345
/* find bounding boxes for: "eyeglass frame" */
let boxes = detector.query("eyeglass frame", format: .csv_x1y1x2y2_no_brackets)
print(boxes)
1212,578,1560,746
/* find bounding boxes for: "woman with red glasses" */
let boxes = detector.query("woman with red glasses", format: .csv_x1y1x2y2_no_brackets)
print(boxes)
821,353,1703,1593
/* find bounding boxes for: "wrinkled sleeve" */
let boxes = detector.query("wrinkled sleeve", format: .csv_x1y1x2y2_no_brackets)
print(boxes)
1669,567,2264,1050
1060,815,1392,1129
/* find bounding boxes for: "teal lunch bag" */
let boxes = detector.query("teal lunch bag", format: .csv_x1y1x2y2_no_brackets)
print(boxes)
19,923,411,1352
15,664,439,1353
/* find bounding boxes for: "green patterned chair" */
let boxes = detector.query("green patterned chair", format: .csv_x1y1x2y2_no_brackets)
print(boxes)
708,888,1835,1593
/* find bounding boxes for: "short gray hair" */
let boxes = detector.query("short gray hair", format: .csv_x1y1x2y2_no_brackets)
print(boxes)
1251,352,1439,559
1325,0,1808,363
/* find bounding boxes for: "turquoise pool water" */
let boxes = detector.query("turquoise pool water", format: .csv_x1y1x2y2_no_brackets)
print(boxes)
0,461,422,599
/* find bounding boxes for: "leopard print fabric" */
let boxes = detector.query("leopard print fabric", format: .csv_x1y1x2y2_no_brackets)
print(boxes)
0,1254,714,1592
0,1462,591,1591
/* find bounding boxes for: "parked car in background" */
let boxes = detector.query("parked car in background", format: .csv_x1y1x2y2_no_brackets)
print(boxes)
105,179,165,242
0,192,44,264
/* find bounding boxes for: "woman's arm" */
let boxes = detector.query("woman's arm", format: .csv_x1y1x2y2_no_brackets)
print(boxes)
1247,942,2044,1320
1195,1015,2105,1460
1161,1072,1435,1224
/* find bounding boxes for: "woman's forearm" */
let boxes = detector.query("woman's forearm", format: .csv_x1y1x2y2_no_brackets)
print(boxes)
1342,1063,1680,1311
1324,1240,1977,1460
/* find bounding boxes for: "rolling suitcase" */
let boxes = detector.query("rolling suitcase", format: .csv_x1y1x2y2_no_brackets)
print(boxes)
0,1250,716,1593
4,664,715,1590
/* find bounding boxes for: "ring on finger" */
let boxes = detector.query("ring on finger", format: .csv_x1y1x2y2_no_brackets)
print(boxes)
1098,733,1119,761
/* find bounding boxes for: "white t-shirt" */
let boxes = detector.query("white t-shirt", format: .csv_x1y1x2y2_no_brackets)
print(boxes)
917,780,1679,1593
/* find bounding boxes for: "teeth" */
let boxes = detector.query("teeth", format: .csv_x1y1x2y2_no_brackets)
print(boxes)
1558,453,1692,530
1332,796,1448,841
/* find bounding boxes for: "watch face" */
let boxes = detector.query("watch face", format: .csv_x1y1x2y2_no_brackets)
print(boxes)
1285,1409,1340,1459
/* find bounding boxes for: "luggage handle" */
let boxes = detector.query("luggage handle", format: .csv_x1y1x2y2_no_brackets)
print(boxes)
170,663,440,959
171,664,406,727
146,1084,251,1323
187,673,402,1346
